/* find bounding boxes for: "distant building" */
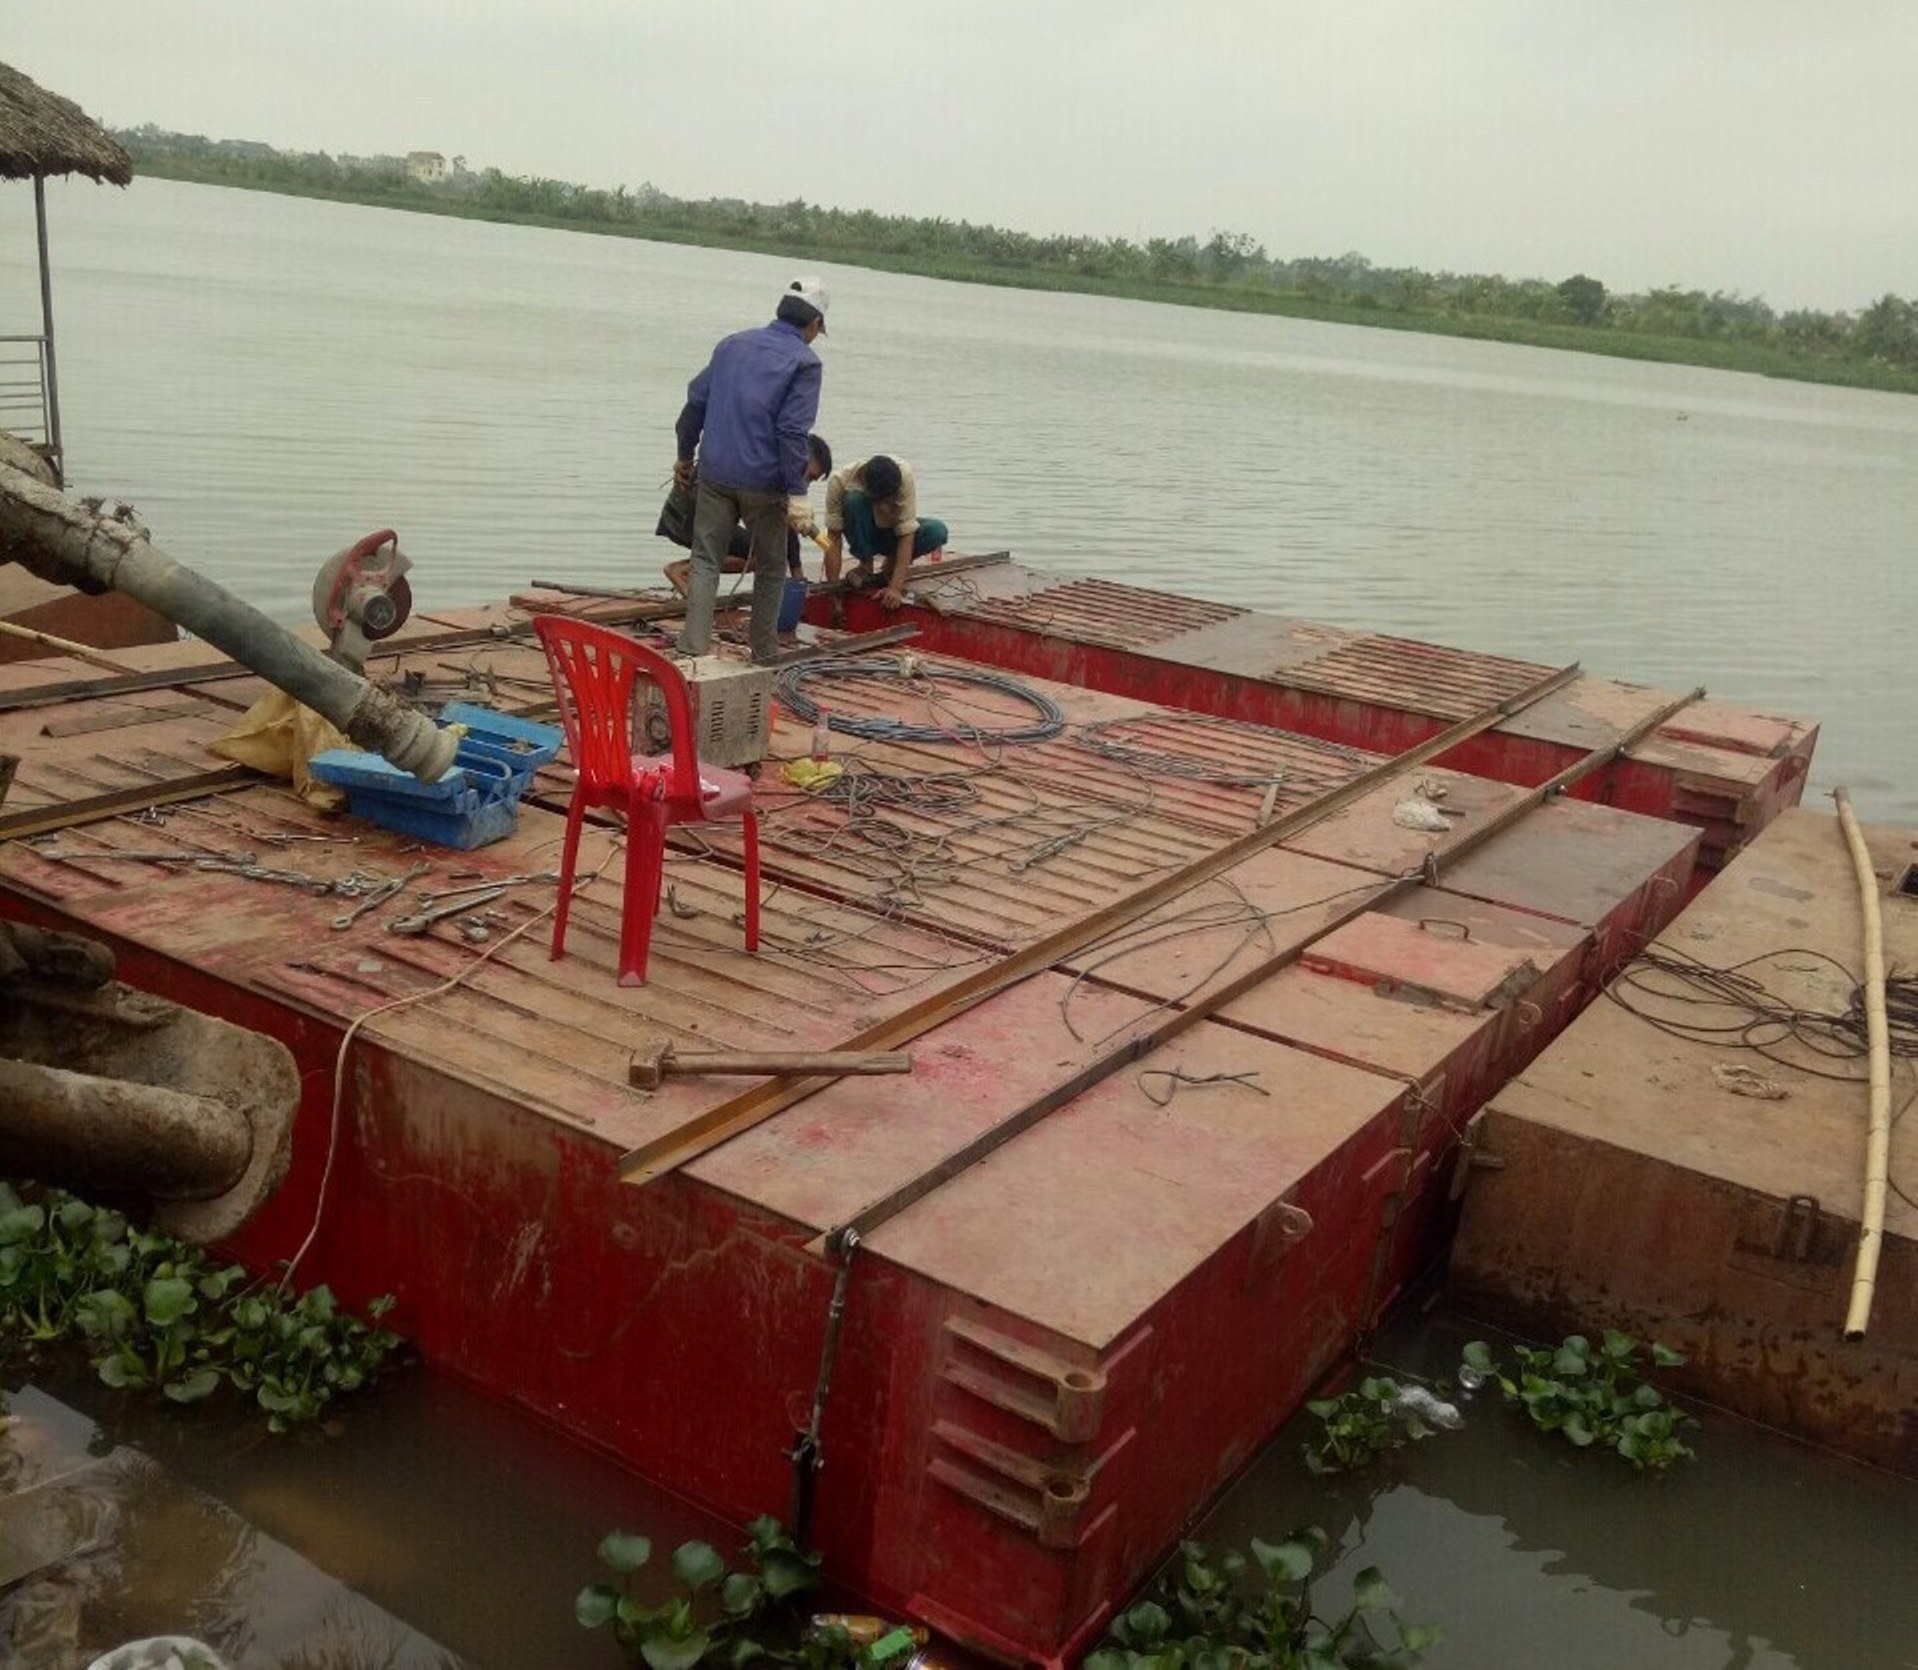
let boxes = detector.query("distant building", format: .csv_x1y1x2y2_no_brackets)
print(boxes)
405,151,447,184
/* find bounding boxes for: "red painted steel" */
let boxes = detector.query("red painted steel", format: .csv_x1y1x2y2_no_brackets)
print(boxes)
811,569,1814,870
0,579,1804,1665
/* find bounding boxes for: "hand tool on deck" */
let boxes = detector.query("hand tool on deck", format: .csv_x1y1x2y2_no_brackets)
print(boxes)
194,857,334,893
29,848,256,867
627,1041,914,1092
331,860,433,929
412,871,560,907
388,886,507,936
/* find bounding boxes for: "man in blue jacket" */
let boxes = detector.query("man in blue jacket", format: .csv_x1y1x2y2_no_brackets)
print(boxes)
673,278,827,662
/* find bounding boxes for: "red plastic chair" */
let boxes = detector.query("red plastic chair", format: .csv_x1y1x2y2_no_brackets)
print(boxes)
534,616,760,987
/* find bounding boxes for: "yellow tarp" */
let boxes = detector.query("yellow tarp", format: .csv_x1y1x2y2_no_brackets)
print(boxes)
211,689,347,810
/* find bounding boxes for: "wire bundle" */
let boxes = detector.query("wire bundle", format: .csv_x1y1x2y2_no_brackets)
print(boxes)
1602,945,1918,1079
774,656,1066,746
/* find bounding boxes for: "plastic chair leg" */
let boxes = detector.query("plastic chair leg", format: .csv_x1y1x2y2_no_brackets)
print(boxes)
618,803,667,987
741,809,761,953
549,790,589,962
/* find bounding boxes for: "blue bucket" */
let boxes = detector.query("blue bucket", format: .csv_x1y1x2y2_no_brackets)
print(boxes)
777,576,809,634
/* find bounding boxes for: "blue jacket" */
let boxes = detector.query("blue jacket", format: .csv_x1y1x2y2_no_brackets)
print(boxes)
676,319,821,496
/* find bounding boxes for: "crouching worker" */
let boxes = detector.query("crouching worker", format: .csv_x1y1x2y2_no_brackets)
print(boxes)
821,455,949,611
662,433,833,648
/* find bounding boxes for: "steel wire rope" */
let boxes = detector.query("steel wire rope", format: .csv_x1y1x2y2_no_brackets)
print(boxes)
1058,873,1390,1045
1601,943,1918,1080
775,655,1067,746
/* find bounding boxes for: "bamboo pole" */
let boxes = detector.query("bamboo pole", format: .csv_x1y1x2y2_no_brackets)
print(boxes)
1833,789,1891,1341
0,614,142,675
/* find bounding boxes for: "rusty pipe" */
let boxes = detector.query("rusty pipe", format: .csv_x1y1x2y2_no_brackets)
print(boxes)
0,1056,252,1201
0,460,456,781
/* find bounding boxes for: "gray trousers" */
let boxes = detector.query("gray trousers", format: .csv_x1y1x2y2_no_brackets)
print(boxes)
678,479,788,662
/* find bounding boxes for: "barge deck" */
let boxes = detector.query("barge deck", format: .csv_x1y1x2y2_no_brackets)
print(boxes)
0,578,1816,1662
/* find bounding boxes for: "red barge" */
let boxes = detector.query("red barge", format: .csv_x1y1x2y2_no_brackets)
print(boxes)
0,561,1816,1664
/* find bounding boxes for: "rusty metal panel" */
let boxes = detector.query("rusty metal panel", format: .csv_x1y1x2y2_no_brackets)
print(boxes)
1435,796,1700,935
1281,765,1533,877
867,1021,1408,1348
1220,964,1487,1098
958,577,1242,650
690,974,1156,1232
1158,612,1359,677
1302,911,1548,1010
1051,849,1379,1019
1281,633,1557,721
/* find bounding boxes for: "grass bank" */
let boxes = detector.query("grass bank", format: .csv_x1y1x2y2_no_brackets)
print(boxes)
135,160,1918,398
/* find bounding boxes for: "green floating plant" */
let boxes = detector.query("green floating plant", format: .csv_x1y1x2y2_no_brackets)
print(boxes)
577,1515,860,1670
1301,1376,1453,1476
1462,1332,1696,1471
0,1182,401,1432
1087,1530,1440,1670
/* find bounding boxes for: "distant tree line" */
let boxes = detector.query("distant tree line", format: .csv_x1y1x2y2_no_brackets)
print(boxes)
118,128,1918,380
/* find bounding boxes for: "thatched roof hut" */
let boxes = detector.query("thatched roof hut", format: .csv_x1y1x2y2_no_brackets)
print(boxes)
0,62,133,185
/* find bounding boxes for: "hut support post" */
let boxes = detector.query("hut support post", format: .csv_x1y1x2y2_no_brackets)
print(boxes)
33,177,62,484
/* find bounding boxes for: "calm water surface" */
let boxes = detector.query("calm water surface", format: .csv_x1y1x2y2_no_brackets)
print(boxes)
2,181,1915,1669
3,177,1914,817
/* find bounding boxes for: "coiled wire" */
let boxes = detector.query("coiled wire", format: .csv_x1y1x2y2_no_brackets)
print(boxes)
774,656,1066,746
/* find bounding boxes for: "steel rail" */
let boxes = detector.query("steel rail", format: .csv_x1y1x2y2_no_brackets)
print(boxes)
808,683,1706,1258
0,604,672,715
0,765,259,842
619,659,1589,1186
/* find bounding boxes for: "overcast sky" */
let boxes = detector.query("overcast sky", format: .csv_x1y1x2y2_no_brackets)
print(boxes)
9,1,1915,311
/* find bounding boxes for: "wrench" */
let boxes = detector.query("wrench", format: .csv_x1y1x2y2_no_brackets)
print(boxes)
388,887,507,937
412,871,561,907
331,861,434,930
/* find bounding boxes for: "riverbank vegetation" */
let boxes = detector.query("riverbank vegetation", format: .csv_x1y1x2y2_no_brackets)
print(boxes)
119,128,1918,396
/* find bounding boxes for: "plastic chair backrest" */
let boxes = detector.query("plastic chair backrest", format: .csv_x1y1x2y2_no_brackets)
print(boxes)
533,617,701,802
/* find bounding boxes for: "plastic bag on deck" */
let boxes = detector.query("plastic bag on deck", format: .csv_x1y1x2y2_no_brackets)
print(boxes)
210,688,348,810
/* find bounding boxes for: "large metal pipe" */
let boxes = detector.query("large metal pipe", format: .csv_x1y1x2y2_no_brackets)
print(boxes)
0,459,456,781
0,1057,252,1201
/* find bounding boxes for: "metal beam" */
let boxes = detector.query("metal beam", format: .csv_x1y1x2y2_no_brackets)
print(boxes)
33,178,61,481
619,660,1588,1185
0,764,257,841
0,606,665,715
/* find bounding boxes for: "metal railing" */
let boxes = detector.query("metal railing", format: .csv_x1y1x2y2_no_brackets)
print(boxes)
0,335,55,457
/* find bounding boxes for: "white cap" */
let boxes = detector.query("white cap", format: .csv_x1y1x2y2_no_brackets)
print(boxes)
784,276,829,332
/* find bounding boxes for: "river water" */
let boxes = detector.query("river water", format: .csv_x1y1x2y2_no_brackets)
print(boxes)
3,177,1914,818
3,179,1916,1669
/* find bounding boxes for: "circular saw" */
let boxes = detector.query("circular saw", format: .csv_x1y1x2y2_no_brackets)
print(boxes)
312,530,414,671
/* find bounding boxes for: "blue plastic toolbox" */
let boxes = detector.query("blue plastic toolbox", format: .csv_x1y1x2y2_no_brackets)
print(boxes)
309,706,563,850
